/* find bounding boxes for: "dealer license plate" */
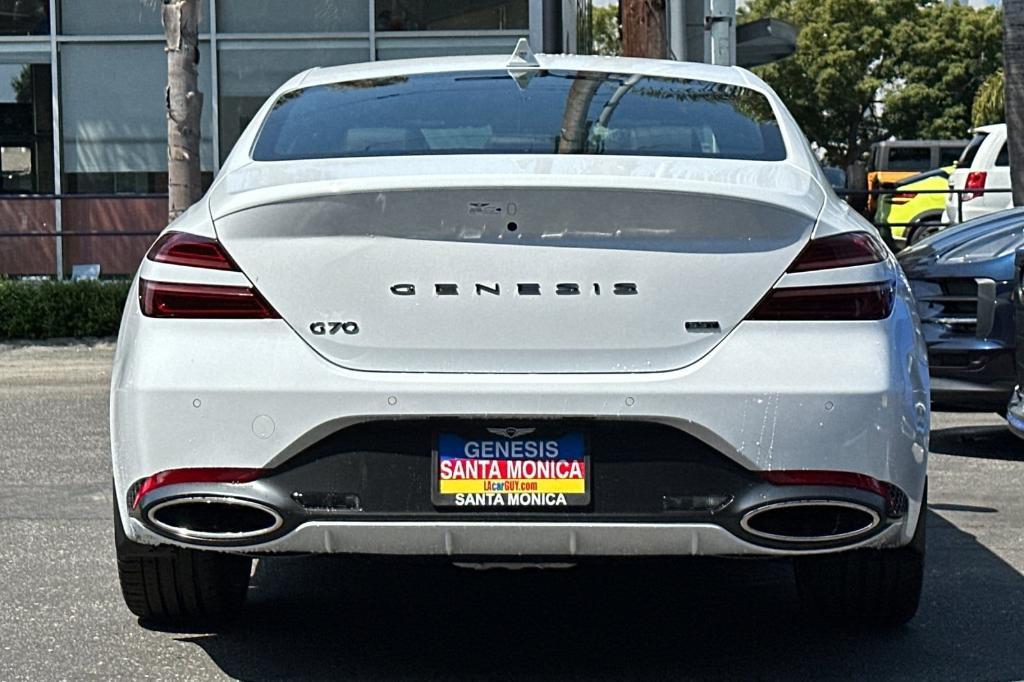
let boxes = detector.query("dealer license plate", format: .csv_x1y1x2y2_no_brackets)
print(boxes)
432,427,589,507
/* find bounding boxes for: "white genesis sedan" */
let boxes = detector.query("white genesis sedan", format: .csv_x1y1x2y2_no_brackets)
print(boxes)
111,44,930,627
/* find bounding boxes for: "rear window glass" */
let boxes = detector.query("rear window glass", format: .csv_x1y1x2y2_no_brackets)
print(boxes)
938,146,964,166
885,146,932,171
252,70,787,162
958,133,988,168
997,142,1009,167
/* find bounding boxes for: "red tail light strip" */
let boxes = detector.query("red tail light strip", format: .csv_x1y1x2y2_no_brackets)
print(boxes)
139,279,280,319
749,281,894,321
787,232,887,273
147,232,239,271
760,470,890,499
132,468,266,509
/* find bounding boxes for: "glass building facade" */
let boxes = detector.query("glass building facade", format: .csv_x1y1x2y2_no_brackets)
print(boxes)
0,0,553,197
0,0,595,275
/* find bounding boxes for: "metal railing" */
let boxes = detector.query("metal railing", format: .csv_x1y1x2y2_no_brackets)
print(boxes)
835,186,1014,228
0,193,166,278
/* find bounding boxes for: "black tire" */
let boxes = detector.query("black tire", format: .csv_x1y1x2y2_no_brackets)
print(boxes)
114,495,251,626
794,488,926,628
907,220,943,246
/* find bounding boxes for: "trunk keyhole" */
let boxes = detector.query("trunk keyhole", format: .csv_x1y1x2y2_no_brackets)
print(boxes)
506,221,518,232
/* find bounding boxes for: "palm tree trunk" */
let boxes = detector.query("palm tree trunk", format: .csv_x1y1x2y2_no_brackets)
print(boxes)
1004,0,1024,205
620,0,666,59
163,0,204,222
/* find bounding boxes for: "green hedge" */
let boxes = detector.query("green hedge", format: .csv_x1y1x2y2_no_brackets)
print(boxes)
0,279,132,340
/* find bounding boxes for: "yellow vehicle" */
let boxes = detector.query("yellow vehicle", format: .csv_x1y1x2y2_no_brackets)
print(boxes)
875,166,953,245
867,140,965,213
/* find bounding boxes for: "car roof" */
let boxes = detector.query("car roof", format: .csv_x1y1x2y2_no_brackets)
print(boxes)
874,140,967,148
293,53,755,91
972,123,1006,134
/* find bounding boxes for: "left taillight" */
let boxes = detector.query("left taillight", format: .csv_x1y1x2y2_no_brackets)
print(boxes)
141,232,278,319
147,231,239,271
140,280,279,319
748,232,894,321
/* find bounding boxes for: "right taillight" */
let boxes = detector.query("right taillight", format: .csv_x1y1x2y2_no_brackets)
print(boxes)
748,232,894,321
748,281,894,321
786,232,886,273
963,171,987,201
140,280,279,319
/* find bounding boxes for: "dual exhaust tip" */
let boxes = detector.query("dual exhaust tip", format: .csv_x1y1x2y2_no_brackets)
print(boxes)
740,500,881,544
148,496,283,542
145,496,881,547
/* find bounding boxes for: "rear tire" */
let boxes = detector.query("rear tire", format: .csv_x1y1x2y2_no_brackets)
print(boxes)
794,489,926,628
114,494,251,627
907,220,943,245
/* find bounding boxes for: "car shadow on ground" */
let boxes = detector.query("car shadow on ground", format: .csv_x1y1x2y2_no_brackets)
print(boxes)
930,423,1024,461
179,511,1024,681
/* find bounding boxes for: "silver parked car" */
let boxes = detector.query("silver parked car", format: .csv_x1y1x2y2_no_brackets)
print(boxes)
111,43,930,628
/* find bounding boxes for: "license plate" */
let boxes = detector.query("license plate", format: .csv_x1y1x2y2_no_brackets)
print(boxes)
432,427,589,508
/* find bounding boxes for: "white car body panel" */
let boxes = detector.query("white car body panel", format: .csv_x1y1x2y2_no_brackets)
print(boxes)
945,123,1013,224
111,54,929,557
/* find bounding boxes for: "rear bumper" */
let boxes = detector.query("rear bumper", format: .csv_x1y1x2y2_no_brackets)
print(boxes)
929,348,1015,411
111,282,930,557
124,420,911,554
125,516,909,558
931,376,1015,411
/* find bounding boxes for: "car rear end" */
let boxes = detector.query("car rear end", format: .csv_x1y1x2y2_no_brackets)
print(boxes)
879,167,951,246
945,125,1012,225
110,55,930,627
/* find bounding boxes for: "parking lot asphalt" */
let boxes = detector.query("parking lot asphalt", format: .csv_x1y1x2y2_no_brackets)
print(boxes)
2,342,1024,681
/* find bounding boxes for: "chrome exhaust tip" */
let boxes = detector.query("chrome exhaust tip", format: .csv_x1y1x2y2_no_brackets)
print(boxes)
147,496,283,542
740,500,880,543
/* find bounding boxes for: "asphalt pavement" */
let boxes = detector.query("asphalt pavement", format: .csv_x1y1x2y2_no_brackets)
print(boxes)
2,342,1023,681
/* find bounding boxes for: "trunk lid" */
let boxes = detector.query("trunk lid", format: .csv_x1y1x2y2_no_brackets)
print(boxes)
211,156,823,374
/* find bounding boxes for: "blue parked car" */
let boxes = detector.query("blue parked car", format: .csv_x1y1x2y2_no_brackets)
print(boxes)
1006,248,1024,436
898,207,1024,412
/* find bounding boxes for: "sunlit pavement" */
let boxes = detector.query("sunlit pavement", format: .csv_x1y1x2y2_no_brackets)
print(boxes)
2,343,1023,681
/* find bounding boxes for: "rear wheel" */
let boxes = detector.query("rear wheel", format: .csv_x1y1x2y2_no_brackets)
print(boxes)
907,219,944,245
794,489,926,628
114,495,251,627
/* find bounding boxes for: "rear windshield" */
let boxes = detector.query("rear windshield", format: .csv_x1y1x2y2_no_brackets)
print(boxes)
958,133,988,168
938,145,964,166
997,142,1009,167
885,146,932,171
252,70,787,162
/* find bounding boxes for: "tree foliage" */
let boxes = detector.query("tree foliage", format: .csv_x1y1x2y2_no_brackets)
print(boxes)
741,0,917,167
741,0,1003,167
10,65,31,104
973,69,1004,126
884,2,1003,139
592,4,622,56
